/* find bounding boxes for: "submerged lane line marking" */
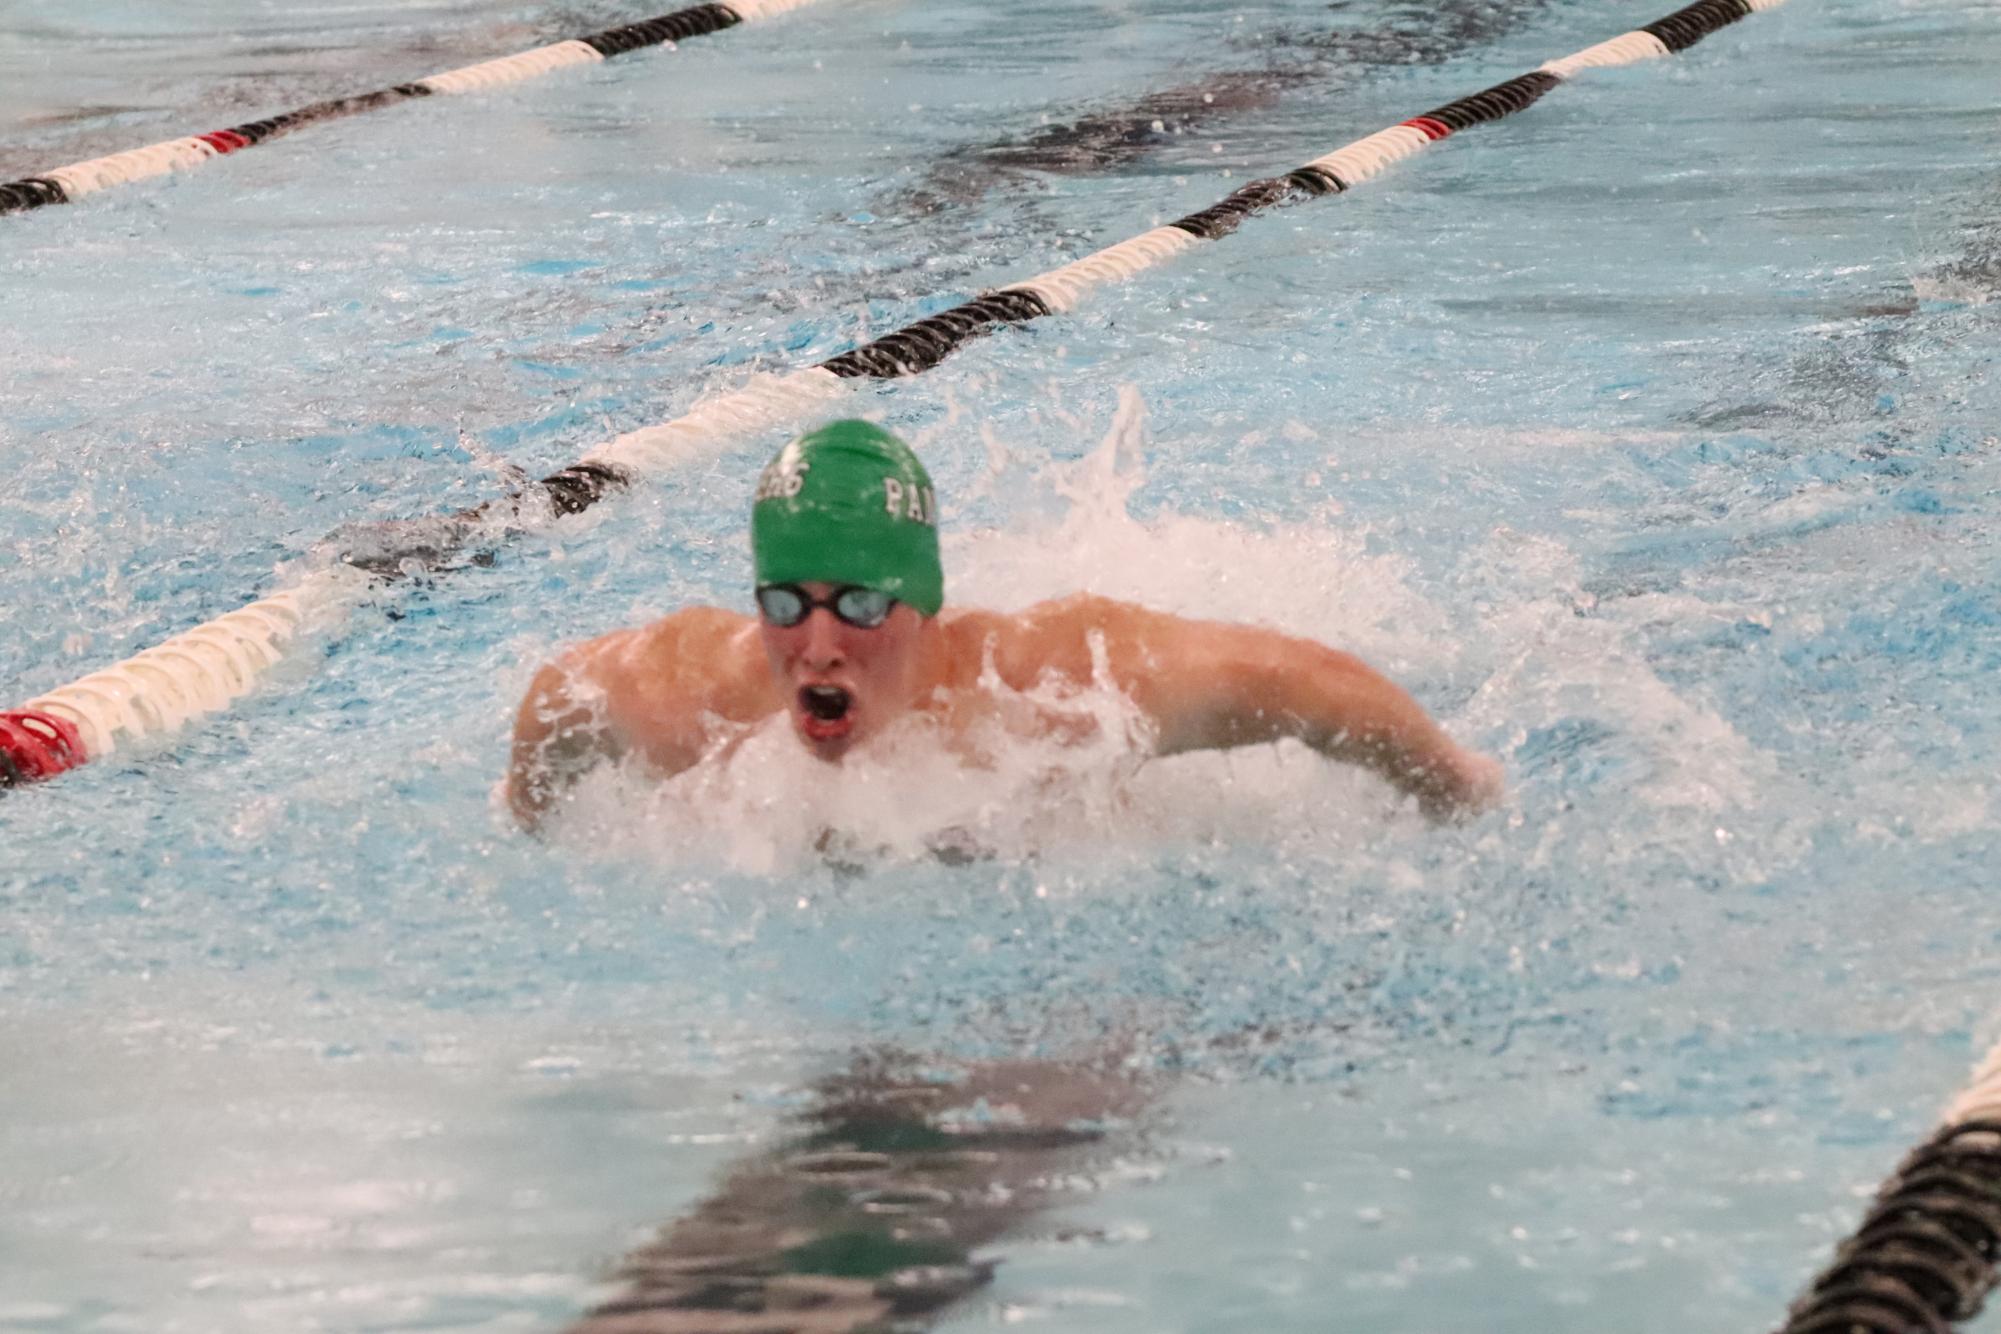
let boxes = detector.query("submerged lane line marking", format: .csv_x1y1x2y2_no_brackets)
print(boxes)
0,0,824,218
1,0,1787,785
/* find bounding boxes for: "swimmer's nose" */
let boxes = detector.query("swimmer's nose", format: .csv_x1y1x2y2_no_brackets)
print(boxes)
799,608,845,668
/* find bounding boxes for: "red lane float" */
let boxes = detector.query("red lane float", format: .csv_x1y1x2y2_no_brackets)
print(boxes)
0,710,86,787
197,130,254,154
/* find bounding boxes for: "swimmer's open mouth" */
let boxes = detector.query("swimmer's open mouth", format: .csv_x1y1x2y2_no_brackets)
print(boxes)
799,685,852,722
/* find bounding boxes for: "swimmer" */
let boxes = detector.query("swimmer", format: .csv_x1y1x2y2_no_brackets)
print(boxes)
508,420,1502,831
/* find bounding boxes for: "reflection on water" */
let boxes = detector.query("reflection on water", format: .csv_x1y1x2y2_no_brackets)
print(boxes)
574,1050,1150,1333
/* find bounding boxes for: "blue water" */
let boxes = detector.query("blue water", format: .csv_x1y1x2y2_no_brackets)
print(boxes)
3,0,2000,1328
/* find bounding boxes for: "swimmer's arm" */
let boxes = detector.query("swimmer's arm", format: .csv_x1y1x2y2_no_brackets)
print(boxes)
507,653,627,832
1110,612,1501,819
508,613,755,831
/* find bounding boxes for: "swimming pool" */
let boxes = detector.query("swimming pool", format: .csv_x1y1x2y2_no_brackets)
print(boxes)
3,0,1999,1327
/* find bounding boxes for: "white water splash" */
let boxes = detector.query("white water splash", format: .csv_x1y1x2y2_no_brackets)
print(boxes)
544,389,1456,872
543,391,1807,880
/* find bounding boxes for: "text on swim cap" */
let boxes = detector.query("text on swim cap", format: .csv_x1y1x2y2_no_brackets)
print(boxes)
881,478,937,525
754,443,810,501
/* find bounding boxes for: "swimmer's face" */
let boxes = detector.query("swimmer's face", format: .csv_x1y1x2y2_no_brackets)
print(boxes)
758,581,929,762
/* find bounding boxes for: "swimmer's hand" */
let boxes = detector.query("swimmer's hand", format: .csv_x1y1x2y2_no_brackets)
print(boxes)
1412,747,1504,823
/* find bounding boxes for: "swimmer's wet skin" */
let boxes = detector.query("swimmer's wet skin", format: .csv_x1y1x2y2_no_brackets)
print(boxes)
507,419,1502,832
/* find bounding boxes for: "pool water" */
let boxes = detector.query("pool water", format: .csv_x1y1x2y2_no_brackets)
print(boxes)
3,0,2000,1329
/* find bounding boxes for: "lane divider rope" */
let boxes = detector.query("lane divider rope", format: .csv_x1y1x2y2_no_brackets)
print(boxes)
0,0,1786,788
0,0,823,218
1775,1041,2001,1332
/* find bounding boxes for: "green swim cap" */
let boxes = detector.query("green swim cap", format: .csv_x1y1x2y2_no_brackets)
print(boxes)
750,420,944,616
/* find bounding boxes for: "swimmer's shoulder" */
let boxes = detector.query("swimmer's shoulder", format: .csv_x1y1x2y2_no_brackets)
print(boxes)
937,594,1154,690
562,606,770,717
629,605,757,662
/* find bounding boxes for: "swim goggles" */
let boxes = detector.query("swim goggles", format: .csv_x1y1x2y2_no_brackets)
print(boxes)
755,584,896,629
